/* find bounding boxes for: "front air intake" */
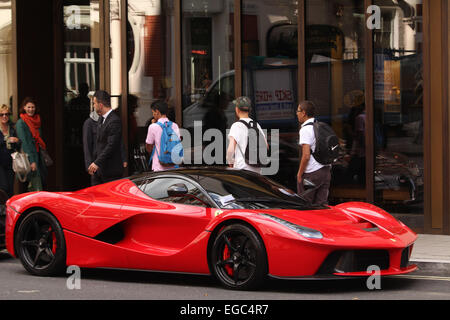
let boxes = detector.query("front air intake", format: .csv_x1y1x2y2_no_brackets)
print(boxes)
316,250,390,275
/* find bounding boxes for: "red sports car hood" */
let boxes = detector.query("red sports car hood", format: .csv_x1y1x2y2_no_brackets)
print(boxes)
250,201,414,245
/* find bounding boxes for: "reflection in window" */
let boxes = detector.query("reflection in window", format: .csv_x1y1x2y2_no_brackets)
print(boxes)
241,0,299,191
0,1,12,110
127,0,176,174
373,0,423,213
140,177,208,207
181,0,235,139
306,0,365,203
63,0,100,190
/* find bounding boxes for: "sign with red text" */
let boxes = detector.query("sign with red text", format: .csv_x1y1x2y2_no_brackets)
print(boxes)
253,68,295,124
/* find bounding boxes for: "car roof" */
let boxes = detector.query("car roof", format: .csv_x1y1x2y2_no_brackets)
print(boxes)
128,166,262,183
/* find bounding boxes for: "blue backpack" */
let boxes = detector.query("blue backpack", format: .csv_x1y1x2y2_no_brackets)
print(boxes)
151,121,183,166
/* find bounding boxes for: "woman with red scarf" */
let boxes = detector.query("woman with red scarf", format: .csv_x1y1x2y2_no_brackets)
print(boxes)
16,97,48,191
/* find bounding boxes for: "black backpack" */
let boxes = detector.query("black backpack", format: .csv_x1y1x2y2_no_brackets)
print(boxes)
304,120,340,165
238,120,270,168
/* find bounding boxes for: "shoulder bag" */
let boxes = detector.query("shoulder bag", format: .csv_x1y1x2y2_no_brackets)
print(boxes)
11,151,31,182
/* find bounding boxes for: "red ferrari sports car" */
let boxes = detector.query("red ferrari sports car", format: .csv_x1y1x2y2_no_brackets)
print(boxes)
4,168,417,290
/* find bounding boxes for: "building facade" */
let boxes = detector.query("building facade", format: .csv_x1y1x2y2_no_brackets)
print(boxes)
0,0,449,234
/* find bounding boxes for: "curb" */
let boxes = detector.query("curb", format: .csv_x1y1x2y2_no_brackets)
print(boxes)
411,260,450,277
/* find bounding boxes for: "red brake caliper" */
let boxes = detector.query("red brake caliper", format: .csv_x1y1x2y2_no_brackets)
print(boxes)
223,239,233,276
49,227,57,254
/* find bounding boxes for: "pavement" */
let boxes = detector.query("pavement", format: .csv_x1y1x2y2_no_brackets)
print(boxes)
410,234,450,276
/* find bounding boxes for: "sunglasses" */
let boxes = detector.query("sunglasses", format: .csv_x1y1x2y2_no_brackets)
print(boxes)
0,113,10,117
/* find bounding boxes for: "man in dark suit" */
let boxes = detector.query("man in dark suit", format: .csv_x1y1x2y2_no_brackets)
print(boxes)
88,90,124,185
83,109,127,186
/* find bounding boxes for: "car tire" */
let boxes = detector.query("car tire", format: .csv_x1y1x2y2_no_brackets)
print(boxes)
210,224,267,290
15,210,66,276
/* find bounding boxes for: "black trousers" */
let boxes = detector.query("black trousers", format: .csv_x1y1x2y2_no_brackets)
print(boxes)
0,164,14,199
91,172,122,186
297,166,331,206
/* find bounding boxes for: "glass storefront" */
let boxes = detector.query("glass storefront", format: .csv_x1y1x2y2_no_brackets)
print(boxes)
181,0,235,165
5,0,447,232
241,0,299,189
127,0,176,173
63,0,101,190
306,0,366,202
0,0,12,111
373,0,423,213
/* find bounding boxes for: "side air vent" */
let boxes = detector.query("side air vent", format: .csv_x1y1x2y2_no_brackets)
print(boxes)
94,223,125,245
400,246,412,268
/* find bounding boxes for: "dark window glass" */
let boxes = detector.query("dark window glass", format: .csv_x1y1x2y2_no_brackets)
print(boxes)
181,0,235,136
373,1,423,213
139,177,209,207
306,0,366,204
126,0,176,174
63,0,100,190
191,171,317,210
241,0,299,191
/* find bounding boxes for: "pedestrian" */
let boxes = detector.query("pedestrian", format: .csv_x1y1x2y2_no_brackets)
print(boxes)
82,108,127,186
145,100,181,172
296,100,331,205
88,90,124,185
16,97,48,192
226,96,268,174
0,104,21,199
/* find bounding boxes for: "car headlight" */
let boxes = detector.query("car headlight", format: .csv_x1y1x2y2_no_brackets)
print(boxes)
259,213,323,239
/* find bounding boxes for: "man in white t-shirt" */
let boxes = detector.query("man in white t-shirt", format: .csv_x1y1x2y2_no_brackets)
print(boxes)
226,96,267,174
296,100,331,205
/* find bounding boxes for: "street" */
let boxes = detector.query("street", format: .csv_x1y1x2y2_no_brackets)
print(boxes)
1,250,450,301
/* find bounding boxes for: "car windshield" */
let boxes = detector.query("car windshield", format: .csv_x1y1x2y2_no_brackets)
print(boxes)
187,170,326,210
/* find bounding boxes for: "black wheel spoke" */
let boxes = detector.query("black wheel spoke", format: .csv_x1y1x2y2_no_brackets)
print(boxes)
238,237,250,253
33,248,44,267
222,235,237,253
217,259,234,267
42,228,52,241
212,224,267,290
21,240,39,248
45,248,55,259
17,211,66,276
233,263,241,284
243,260,256,268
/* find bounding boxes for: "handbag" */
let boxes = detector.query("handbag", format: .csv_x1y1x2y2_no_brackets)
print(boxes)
41,149,53,167
11,151,31,182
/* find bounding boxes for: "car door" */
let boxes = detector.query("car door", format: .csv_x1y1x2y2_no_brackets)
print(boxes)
120,176,214,255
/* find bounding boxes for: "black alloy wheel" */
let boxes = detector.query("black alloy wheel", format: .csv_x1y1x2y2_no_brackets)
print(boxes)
15,210,66,276
210,224,267,290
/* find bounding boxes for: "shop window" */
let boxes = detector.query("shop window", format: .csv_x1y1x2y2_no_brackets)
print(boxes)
62,0,101,190
181,0,235,165
0,1,12,110
373,0,423,213
305,0,366,202
240,0,299,190
127,0,176,174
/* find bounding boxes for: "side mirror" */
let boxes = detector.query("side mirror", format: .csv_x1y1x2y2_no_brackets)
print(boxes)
167,183,189,197
303,179,316,191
